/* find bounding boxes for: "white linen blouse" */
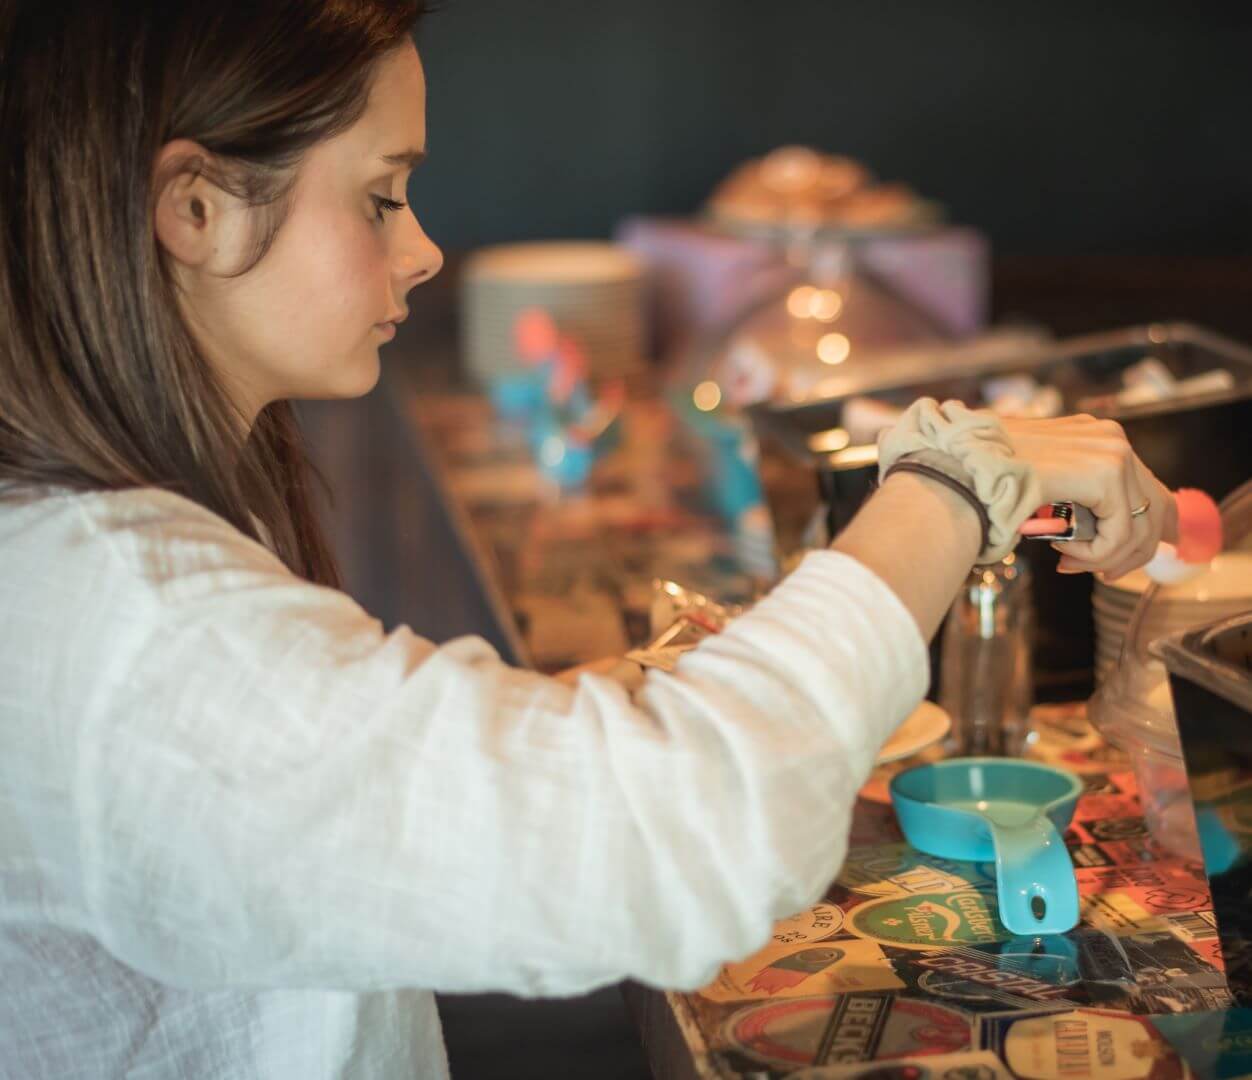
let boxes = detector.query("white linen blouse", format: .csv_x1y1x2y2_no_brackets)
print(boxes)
0,486,926,1078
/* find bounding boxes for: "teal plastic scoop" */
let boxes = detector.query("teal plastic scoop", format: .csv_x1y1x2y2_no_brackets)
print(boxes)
889,757,1083,935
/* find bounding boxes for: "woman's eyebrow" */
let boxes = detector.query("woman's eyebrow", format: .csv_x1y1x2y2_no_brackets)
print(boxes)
380,148,426,168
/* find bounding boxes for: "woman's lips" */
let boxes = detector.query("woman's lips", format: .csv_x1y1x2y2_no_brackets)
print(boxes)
374,309,407,341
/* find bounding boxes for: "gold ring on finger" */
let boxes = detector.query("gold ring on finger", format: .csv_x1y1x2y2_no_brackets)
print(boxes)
1130,500,1151,518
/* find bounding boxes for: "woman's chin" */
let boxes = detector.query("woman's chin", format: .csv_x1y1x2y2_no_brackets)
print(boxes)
335,350,384,398
294,356,383,402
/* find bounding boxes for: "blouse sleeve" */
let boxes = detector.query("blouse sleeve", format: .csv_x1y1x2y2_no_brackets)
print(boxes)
66,494,927,996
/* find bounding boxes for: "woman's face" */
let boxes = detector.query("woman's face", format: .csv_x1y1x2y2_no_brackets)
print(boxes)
165,43,442,423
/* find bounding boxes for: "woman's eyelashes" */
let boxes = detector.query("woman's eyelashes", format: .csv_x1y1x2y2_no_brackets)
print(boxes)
370,195,407,224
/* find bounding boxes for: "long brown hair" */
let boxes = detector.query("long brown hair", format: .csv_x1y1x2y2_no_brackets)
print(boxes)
0,0,428,586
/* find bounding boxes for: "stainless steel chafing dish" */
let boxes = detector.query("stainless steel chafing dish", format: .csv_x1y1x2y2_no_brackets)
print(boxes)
746,322,1252,699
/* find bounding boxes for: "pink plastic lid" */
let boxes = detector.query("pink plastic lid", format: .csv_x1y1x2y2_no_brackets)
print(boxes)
1174,488,1223,563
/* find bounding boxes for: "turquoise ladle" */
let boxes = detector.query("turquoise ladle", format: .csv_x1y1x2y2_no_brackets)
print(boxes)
889,757,1083,935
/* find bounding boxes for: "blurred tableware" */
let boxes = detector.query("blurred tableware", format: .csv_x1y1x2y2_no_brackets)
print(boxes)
940,555,1034,757
1090,479,1252,860
877,701,952,764
1093,552,1252,686
1153,611,1252,1006
748,322,1252,699
462,241,645,384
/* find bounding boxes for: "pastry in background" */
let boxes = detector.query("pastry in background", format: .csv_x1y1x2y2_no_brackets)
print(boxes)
707,144,933,231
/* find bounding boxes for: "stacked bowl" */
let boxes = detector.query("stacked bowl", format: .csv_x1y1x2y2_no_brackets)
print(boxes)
1091,549,1252,858
1093,552,1252,686
461,242,646,385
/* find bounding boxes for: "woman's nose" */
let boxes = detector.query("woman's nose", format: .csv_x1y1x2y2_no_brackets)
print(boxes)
393,215,444,291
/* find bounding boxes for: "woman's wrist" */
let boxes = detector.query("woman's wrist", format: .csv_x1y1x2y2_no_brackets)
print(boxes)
876,471,983,559
881,450,991,556
832,470,982,642
877,398,1042,563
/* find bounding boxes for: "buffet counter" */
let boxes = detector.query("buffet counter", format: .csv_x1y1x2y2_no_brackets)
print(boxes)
391,364,1249,1080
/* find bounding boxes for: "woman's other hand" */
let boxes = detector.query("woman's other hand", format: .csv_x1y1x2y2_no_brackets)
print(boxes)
1000,414,1177,580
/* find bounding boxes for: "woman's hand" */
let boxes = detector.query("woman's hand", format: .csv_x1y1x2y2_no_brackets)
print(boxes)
999,414,1177,580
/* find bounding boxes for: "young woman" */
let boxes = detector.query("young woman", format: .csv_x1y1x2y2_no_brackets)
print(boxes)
0,2,1173,1077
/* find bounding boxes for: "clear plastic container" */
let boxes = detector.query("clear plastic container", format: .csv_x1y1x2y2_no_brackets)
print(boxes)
1090,479,1252,859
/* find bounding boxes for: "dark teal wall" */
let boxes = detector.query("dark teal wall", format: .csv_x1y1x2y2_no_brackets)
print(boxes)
411,0,1251,256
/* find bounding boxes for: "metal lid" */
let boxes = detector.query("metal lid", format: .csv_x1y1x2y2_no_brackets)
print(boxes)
1151,611,1252,715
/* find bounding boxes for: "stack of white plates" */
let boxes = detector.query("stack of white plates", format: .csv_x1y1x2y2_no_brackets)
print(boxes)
1094,551,1252,683
461,242,646,384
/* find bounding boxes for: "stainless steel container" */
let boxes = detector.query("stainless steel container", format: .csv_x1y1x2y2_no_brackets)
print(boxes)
748,322,1252,699
1153,613,1252,1006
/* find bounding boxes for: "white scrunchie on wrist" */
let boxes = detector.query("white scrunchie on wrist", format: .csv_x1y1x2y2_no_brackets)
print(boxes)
877,398,1042,564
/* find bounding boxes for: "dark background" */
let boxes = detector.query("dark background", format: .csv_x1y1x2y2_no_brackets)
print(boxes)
412,0,1252,258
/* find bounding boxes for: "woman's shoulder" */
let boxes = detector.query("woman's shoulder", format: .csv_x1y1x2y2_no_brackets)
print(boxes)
0,485,285,592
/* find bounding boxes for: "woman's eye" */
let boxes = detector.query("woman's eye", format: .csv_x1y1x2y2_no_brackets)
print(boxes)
371,195,406,224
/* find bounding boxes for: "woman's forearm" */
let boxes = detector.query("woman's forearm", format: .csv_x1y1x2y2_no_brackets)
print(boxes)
831,472,982,642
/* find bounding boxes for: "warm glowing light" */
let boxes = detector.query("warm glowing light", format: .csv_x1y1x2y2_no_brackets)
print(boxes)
817,333,851,365
810,290,843,321
807,427,851,453
787,286,843,321
787,286,817,319
828,444,879,469
693,380,723,412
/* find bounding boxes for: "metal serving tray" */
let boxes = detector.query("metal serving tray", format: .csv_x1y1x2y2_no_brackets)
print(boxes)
753,322,1252,478
746,323,1252,700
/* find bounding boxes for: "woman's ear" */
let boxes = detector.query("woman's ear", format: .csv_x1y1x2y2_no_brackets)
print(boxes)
153,140,250,276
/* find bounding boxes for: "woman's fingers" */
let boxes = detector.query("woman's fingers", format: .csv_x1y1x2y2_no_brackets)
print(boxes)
1063,534,1158,581
1050,440,1137,564
1003,414,1170,575
1096,461,1171,577
1134,457,1177,547
1094,449,1156,565
1103,555,1152,583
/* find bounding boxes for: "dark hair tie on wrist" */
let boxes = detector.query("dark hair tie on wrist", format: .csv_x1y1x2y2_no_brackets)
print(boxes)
882,460,992,558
